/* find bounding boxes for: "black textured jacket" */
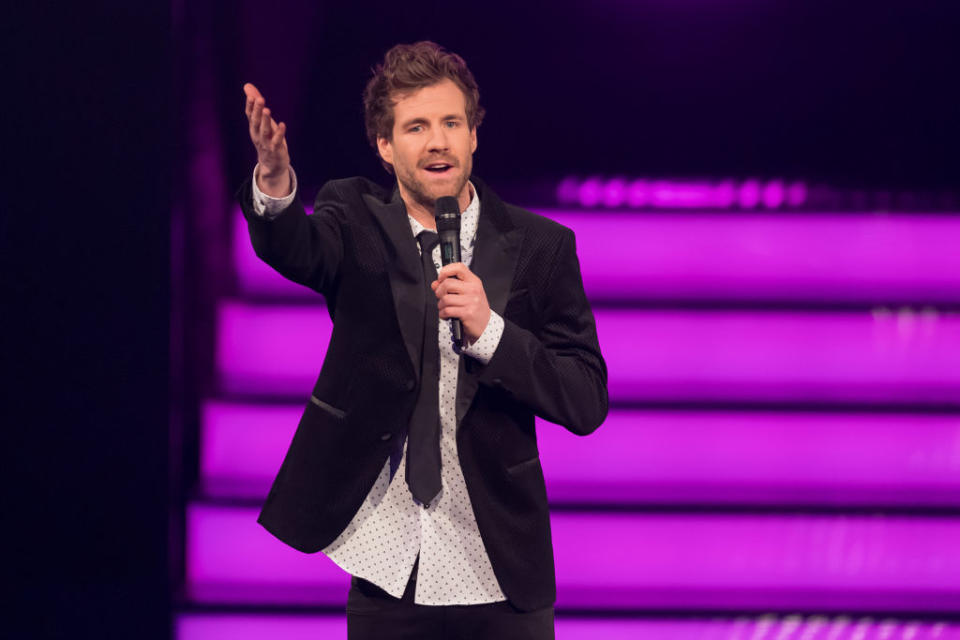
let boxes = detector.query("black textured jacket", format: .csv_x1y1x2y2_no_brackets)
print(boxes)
238,174,608,611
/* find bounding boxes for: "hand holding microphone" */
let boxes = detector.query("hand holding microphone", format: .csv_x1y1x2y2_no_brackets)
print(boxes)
432,196,491,348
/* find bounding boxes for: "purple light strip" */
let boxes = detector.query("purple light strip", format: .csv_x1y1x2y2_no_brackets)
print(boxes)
176,613,960,640
201,401,960,506
177,615,345,640
186,504,960,611
233,208,960,302
216,302,960,405
232,209,308,298
557,176,809,211
215,302,332,394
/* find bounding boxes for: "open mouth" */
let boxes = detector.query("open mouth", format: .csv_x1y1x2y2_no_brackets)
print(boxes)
423,162,454,175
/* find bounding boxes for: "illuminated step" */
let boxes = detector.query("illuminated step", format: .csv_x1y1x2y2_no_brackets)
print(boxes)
186,504,960,612
176,613,960,640
233,207,960,304
201,401,960,507
216,301,960,406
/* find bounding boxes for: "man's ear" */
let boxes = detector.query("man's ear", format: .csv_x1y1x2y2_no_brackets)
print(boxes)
377,137,393,166
470,127,477,153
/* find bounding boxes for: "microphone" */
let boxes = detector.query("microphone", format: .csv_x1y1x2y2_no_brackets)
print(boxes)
434,196,462,347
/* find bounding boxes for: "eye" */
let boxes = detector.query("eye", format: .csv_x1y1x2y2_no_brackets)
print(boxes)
445,120,459,128
408,124,423,133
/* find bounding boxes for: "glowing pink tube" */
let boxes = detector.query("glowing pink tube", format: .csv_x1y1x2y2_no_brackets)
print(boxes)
176,613,960,640
233,208,960,303
186,504,960,611
216,302,960,405
215,302,332,394
201,402,960,506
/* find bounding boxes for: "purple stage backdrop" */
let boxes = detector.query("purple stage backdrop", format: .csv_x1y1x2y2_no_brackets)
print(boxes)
173,4,960,638
195,204,960,632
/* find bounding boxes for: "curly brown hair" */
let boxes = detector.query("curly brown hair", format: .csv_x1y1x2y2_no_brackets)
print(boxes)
363,41,485,173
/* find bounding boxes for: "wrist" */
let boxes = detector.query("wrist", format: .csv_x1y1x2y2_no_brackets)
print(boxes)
465,308,491,343
256,164,291,197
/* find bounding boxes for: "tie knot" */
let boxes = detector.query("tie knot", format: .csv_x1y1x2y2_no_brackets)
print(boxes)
417,230,439,253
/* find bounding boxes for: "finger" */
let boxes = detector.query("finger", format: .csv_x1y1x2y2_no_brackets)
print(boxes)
438,302,471,318
437,262,473,282
435,278,470,298
438,302,460,317
243,83,261,118
243,83,263,102
259,107,275,142
250,98,265,135
438,289,474,304
438,289,479,308
270,121,286,148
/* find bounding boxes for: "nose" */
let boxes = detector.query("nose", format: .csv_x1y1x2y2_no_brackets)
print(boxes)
426,125,449,152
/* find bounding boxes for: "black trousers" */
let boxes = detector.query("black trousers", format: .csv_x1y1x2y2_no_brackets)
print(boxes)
346,558,555,640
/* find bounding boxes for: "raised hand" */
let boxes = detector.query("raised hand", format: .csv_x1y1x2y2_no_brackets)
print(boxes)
243,83,291,197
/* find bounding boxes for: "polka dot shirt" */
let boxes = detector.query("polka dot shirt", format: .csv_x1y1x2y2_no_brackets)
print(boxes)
320,183,508,605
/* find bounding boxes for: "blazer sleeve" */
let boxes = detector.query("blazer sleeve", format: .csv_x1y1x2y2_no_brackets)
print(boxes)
236,176,344,297
477,228,608,435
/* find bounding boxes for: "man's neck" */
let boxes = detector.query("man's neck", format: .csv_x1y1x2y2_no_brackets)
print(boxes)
401,183,474,230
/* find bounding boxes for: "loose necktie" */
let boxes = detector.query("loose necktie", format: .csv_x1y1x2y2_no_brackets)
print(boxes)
405,230,442,506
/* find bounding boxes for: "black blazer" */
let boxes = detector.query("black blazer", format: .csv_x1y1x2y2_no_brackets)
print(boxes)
238,175,608,611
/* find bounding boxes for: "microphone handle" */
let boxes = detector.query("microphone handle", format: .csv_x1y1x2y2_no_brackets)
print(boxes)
451,316,463,346
438,230,463,346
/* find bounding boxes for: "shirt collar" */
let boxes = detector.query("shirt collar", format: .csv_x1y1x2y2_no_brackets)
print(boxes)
407,182,480,253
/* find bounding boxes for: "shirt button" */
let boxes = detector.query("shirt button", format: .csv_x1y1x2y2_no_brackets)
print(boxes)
380,432,392,441
405,379,416,391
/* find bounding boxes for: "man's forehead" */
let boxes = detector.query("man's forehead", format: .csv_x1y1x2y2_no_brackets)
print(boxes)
391,80,467,117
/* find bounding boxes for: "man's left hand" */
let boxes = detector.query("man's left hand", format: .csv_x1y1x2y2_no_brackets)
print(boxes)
432,263,491,344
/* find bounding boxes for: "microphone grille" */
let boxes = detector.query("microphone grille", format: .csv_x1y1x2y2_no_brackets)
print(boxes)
434,196,461,232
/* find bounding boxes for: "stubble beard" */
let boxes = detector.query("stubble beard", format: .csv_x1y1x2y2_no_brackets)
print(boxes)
398,161,471,213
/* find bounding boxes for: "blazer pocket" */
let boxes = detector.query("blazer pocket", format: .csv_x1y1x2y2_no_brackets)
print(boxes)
506,455,540,476
309,394,347,419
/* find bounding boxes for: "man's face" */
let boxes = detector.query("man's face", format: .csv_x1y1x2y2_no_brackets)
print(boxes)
377,79,478,211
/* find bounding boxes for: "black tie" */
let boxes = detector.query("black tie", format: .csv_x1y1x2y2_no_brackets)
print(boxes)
406,230,442,506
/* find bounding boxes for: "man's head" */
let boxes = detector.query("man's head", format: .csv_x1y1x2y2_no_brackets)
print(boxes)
364,41,485,211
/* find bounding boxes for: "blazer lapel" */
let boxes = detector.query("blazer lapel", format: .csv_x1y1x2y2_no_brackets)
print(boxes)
456,181,524,426
364,191,424,377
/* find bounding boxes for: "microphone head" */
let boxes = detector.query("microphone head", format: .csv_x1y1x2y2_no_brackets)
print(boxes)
434,196,461,233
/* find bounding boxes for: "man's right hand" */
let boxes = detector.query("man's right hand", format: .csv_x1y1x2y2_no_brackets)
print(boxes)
244,83,291,198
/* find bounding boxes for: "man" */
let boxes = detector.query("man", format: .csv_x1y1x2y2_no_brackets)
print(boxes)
239,41,607,639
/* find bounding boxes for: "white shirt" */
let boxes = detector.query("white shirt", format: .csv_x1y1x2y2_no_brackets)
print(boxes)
251,166,507,605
